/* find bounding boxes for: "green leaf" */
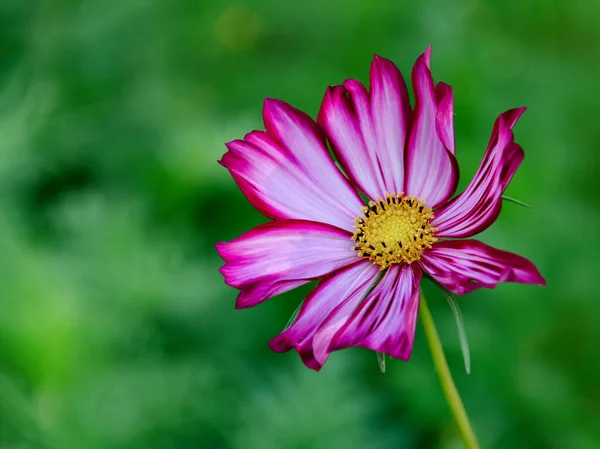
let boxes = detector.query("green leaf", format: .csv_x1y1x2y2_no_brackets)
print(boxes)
284,301,303,330
376,352,386,374
502,195,532,209
441,289,471,374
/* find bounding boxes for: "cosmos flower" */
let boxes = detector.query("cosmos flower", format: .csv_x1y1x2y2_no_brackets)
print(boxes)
216,48,545,371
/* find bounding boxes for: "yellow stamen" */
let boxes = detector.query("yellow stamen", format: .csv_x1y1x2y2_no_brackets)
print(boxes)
352,193,437,270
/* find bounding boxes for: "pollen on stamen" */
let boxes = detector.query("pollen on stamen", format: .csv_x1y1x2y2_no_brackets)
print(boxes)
352,192,437,270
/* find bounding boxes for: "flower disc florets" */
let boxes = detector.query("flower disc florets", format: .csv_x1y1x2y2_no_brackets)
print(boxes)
352,193,437,269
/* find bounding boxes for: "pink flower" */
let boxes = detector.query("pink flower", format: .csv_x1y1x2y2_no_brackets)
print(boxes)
216,47,545,371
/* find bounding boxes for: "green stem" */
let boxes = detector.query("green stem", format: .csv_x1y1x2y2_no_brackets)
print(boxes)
419,290,480,449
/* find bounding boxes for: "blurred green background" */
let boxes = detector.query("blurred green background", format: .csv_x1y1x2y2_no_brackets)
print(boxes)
0,1,598,448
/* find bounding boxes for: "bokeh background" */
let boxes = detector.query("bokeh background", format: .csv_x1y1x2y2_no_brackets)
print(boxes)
1,1,599,448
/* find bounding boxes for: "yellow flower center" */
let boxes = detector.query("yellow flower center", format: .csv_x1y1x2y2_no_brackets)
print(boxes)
352,193,437,270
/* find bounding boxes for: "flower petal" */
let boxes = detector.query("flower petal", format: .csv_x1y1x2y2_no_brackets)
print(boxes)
220,99,363,232
405,47,459,208
420,239,546,296
269,260,380,371
318,85,386,200
216,220,358,309
326,264,422,361
369,55,412,192
432,108,526,238
317,55,411,199
435,82,455,153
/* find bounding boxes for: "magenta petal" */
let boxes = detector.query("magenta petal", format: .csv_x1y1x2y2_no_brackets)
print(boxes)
326,264,422,361
220,99,363,232
420,239,546,296
216,220,358,309
432,108,526,238
369,55,411,193
317,55,411,199
318,85,387,200
435,82,455,154
405,47,459,208
269,261,380,371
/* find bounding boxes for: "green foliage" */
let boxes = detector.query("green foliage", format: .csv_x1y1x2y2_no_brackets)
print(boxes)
441,288,471,375
1,1,599,448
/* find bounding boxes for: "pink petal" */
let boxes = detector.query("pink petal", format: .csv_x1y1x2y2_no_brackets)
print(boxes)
317,55,411,200
216,220,359,309
327,264,422,361
269,261,380,371
432,108,526,238
420,239,546,296
220,99,363,232
318,86,386,200
405,47,459,208
435,82,455,153
369,56,411,192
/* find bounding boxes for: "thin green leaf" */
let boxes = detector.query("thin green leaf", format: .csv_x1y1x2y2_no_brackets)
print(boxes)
283,302,303,330
502,195,532,209
376,352,386,374
442,289,471,374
